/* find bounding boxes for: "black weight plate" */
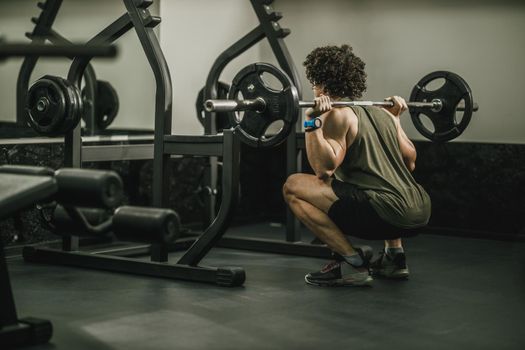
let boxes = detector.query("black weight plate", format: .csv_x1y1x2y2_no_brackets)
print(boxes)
228,62,299,148
69,79,84,132
82,80,119,130
55,77,83,135
196,81,231,131
409,71,473,142
26,75,68,135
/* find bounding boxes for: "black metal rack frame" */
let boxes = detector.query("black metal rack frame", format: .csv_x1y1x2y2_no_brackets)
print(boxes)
173,1,332,260
22,0,332,287
21,0,248,287
24,129,246,286
16,0,101,135
17,0,155,157
202,0,303,241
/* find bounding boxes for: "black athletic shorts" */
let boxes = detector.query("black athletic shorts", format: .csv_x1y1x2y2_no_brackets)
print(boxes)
327,179,420,240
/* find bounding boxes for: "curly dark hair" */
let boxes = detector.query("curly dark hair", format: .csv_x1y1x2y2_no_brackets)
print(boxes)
303,44,367,99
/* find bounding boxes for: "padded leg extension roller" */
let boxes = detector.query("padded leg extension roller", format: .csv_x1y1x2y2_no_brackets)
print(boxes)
112,206,181,244
54,168,123,208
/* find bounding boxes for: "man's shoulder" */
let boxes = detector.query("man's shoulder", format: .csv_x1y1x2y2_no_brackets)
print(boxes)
326,106,357,124
323,107,358,141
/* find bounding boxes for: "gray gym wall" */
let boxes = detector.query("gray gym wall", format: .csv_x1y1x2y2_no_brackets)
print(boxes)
261,0,525,144
1,1,524,144
0,0,160,131
159,0,268,135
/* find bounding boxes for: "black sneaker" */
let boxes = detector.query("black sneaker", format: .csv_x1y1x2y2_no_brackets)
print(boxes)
305,260,372,287
370,251,409,279
331,245,374,266
305,247,373,287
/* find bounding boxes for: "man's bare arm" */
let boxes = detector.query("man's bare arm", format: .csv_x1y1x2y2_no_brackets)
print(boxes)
383,96,417,172
305,108,352,180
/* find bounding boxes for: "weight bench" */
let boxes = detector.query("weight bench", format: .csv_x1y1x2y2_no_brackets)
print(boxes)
0,169,57,348
0,165,181,348
0,165,127,348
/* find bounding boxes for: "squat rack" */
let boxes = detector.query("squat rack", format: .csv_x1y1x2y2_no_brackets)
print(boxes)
202,0,303,241
22,0,244,286
23,0,333,287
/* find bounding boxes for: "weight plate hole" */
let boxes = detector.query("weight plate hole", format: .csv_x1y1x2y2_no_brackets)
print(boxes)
263,120,285,139
234,91,245,123
419,114,435,134
454,98,466,126
423,77,446,92
259,72,284,92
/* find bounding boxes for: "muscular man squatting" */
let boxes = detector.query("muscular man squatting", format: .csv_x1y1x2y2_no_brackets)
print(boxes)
283,45,431,287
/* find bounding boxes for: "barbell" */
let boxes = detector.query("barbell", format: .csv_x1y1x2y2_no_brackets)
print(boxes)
204,62,478,148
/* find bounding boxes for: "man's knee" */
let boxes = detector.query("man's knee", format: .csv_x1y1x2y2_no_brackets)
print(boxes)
283,173,305,201
282,177,294,203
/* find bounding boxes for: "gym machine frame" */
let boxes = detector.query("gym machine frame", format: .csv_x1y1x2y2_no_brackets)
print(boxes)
20,0,334,288
21,0,248,287
199,1,333,257
16,0,154,160
201,0,303,239
17,0,100,135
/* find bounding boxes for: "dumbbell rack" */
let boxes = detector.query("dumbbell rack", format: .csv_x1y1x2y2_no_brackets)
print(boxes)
202,0,303,241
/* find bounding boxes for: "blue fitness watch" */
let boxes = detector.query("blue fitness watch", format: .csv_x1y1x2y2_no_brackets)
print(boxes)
304,117,322,132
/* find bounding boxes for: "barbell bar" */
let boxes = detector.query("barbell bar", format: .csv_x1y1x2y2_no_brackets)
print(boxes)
205,98,478,114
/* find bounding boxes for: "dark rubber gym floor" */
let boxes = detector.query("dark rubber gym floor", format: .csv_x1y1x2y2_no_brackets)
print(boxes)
6,223,525,350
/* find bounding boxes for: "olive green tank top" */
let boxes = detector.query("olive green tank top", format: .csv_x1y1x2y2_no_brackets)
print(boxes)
334,106,431,228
